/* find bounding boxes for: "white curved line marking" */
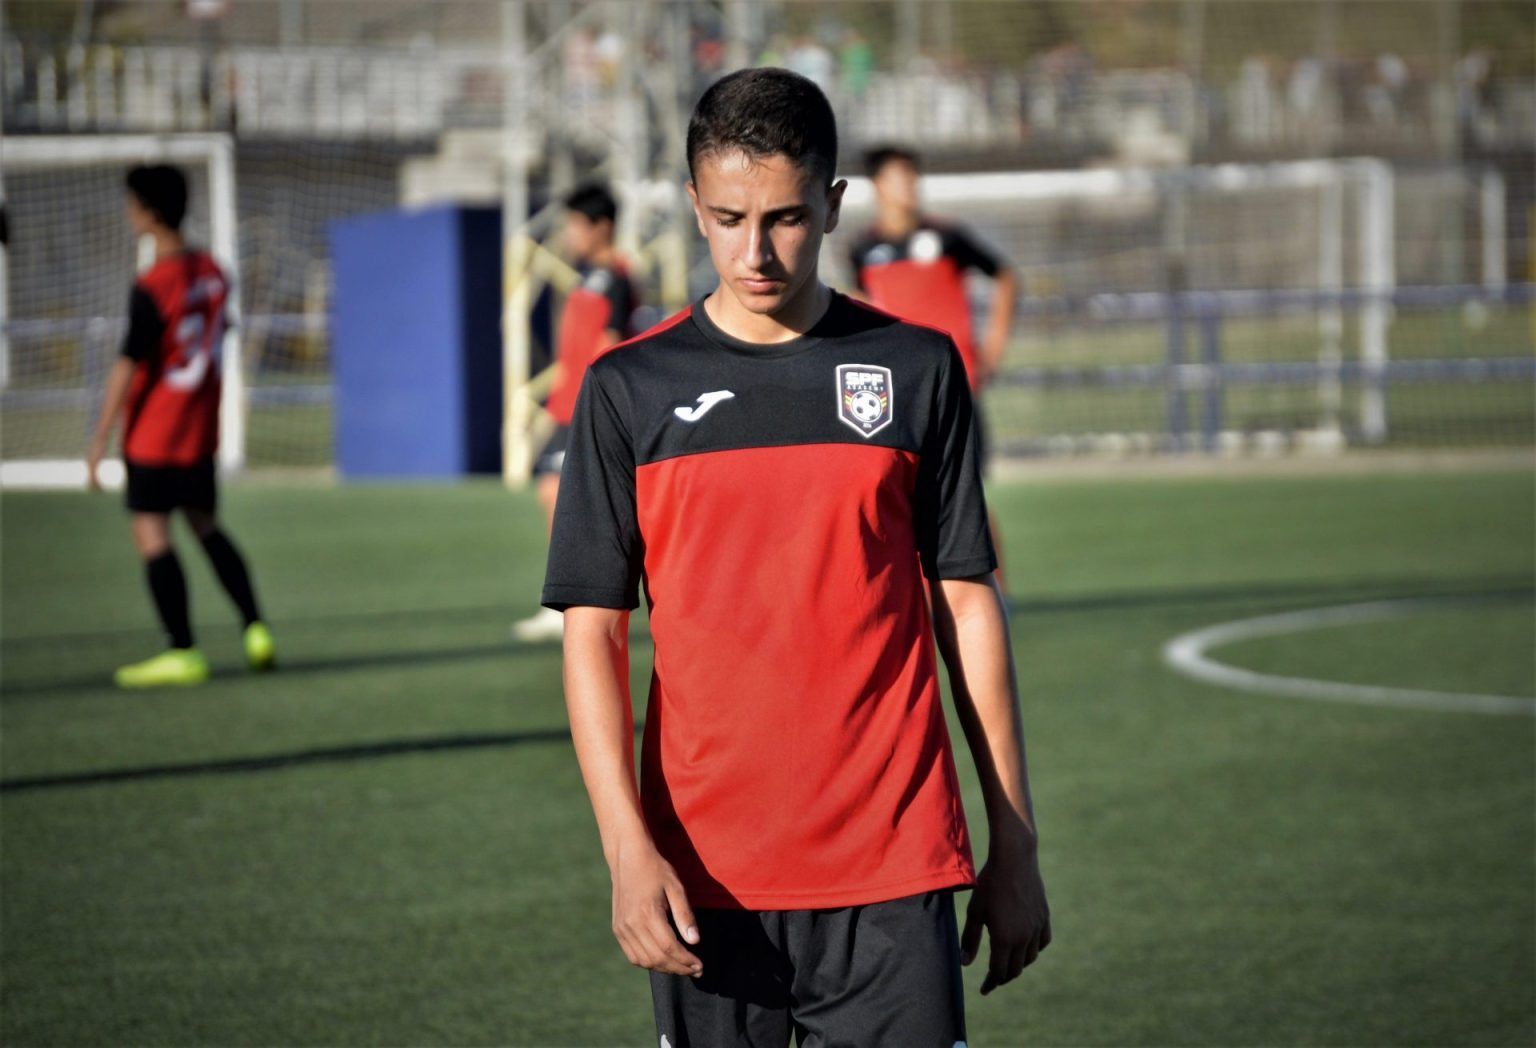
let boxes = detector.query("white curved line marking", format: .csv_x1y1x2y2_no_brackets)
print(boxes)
1162,598,1535,716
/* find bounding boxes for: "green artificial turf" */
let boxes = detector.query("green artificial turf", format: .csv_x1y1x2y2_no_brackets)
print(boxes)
2,468,1532,1045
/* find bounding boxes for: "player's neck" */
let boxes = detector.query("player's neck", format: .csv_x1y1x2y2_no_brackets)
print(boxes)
706,279,832,345
874,207,919,239
152,230,186,260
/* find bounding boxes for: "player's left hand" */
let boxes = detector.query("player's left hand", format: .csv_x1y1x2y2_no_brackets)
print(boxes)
960,841,1051,995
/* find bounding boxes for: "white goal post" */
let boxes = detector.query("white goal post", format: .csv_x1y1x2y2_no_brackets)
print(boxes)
0,133,243,487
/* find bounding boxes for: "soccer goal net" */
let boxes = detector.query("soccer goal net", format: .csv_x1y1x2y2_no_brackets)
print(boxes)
1,134,241,486
830,158,1529,456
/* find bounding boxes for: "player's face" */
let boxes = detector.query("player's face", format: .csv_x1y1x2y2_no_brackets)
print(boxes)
125,193,155,237
687,150,846,318
872,158,920,213
563,213,610,262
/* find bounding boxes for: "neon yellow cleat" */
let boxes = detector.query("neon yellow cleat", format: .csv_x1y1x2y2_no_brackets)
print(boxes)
244,622,277,672
114,648,210,689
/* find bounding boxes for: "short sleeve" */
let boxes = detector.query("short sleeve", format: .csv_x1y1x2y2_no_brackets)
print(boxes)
541,363,645,610
945,226,1004,278
913,342,997,580
120,286,164,362
602,273,636,338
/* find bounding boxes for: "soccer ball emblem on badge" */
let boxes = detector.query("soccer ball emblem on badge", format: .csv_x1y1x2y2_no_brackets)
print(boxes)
850,390,883,424
836,363,894,438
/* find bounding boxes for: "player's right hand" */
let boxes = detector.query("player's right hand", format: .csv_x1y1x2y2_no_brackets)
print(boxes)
85,440,105,492
610,840,703,978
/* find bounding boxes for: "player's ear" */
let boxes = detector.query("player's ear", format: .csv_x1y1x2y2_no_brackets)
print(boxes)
823,178,848,234
684,181,709,238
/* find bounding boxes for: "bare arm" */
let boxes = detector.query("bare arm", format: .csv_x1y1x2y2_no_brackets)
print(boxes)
87,357,137,492
930,573,1050,995
976,268,1017,389
563,606,703,977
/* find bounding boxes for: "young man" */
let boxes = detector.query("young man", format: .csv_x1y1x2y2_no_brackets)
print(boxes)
850,146,1017,586
512,183,639,642
543,69,1049,1045
87,165,274,688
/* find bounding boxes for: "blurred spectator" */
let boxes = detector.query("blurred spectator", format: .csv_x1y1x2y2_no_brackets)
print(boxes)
1457,48,1495,144
1287,54,1327,132
563,27,600,113
594,25,624,88
1365,51,1409,126
757,33,788,69
788,34,835,92
839,28,873,98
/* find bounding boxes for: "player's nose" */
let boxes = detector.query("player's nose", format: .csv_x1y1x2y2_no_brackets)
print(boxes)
743,223,773,270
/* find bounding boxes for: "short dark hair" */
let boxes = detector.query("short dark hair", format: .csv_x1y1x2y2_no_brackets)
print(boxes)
863,145,921,179
687,68,838,187
125,164,189,231
564,183,618,225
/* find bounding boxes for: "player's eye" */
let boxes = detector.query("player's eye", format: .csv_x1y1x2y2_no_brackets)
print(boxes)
778,213,806,226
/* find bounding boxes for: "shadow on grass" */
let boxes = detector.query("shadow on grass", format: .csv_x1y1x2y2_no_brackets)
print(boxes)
3,576,1526,700
0,723,645,794
0,639,565,701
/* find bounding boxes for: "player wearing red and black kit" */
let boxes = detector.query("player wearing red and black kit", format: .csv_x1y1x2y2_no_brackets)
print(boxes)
546,294,990,905
848,220,1004,389
853,148,1018,598
120,250,229,501
533,260,639,474
90,164,272,689
515,183,642,643
551,70,1048,1047
546,294,997,1040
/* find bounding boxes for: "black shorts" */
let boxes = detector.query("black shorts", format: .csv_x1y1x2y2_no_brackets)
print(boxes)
124,458,217,514
532,425,570,477
651,889,966,1047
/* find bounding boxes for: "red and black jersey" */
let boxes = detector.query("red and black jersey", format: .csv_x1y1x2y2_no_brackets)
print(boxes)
849,220,1003,389
542,292,996,910
545,261,639,426
120,251,229,468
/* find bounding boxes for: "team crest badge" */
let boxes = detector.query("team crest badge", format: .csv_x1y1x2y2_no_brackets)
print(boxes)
836,364,893,438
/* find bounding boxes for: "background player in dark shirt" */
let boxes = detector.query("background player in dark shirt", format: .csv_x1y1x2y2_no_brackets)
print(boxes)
547,68,1050,1045
87,165,274,688
513,183,639,642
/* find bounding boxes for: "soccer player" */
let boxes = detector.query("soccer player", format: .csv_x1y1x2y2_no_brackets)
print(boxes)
87,165,275,688
543,69,1050,1045
512,183,639,642
849,145,1017,586
849,146,1017,391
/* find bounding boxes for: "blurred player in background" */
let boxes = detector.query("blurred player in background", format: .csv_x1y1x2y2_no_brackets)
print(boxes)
849,146,1017,587
513,183,640,642
545,69,1049,1045
87,165,275,688
849,146,1017,389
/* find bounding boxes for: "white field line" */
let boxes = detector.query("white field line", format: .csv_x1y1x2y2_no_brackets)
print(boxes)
1162,598,1536,716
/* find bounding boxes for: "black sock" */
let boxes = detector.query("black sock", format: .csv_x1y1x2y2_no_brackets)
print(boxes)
200,529,262,627
146,551,194,649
